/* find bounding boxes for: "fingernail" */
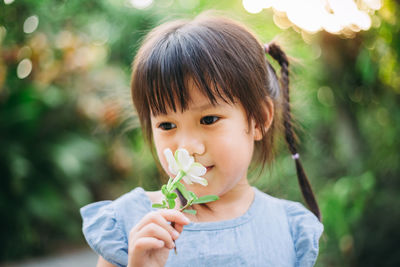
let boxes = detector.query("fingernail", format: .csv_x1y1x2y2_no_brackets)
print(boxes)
183,216,190,224
172,229,179,239
169,242,175,249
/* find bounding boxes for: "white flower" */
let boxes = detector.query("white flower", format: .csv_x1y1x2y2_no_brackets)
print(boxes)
163,148,208,186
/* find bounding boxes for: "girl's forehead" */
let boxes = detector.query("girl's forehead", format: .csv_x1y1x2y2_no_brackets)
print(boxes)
151,88,228,116
187,87,215,105
184,92,229,112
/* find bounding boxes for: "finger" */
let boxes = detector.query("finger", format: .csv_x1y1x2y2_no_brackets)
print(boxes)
173,223,184,233
150,212,182,240
135,210,190,234
134,212,182,241
132,237,165,251
158,209,191,225
139,223,175,249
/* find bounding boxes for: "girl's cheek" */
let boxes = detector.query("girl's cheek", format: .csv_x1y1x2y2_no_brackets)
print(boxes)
158,147,166,161
158,154,171,177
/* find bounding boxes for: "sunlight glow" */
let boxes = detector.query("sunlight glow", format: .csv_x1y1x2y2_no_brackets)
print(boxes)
129,0,153,9
242,0,264,14
242,0,381,37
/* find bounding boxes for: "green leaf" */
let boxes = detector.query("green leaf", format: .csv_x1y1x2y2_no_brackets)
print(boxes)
168,199,176,209
192,195,219,204
176,182,191,200
167,192,177,199
152,203,165,209
183,209,197,215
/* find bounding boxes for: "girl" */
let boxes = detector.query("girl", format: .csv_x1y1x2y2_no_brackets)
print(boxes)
81,13,323,267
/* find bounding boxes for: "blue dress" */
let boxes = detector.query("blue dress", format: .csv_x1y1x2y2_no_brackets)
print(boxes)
80,187,323,267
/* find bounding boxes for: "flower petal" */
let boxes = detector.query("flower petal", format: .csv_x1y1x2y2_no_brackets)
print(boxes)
164,148,178,175
182,175,193,185
187,174,208,186
164,148,174,164
188,163,207,176
176,148,193,171
169,163,179,175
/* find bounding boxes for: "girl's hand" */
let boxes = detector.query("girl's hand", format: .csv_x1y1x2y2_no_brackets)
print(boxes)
127,209,190,267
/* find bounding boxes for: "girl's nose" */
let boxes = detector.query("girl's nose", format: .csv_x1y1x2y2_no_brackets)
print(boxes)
178,135,205,156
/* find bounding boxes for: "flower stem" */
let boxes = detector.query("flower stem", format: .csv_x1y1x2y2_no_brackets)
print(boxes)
179,199,194,212
167,170,185,192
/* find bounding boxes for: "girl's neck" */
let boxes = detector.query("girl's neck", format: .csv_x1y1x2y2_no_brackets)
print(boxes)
184,183,255,223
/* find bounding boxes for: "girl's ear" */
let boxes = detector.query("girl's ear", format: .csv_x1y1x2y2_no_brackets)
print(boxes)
254,97,274,141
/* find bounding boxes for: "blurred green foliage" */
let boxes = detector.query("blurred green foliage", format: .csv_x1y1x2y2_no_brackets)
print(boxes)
0,0,162,260
1,0,399,266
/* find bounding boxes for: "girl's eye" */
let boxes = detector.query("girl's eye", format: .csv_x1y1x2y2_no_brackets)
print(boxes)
158,122,176,130
200,116,219,125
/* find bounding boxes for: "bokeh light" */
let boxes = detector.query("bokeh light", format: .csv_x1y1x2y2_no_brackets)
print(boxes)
129,0,153,9
0,26,6,43
242,0,381,36
242,0,264,14
23,15,39,34
17,59,33,79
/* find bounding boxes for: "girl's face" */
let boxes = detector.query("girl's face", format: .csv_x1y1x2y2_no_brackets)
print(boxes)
150,87,262,197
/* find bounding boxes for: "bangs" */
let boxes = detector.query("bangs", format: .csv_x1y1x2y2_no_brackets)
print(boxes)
135,21,261,116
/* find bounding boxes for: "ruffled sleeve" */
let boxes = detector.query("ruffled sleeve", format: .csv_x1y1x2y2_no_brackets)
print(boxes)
80,187,152,267
285,201,324,267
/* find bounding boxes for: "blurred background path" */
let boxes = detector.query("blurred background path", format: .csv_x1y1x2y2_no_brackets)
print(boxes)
2,249,97,267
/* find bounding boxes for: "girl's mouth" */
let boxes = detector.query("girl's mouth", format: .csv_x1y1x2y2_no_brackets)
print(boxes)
206,165,214,172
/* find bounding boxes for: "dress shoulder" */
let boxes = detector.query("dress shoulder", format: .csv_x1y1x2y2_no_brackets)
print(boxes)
283,200,324,267
80,187,152,267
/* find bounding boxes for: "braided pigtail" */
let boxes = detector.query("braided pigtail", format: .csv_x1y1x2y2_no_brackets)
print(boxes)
264,43,321,221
